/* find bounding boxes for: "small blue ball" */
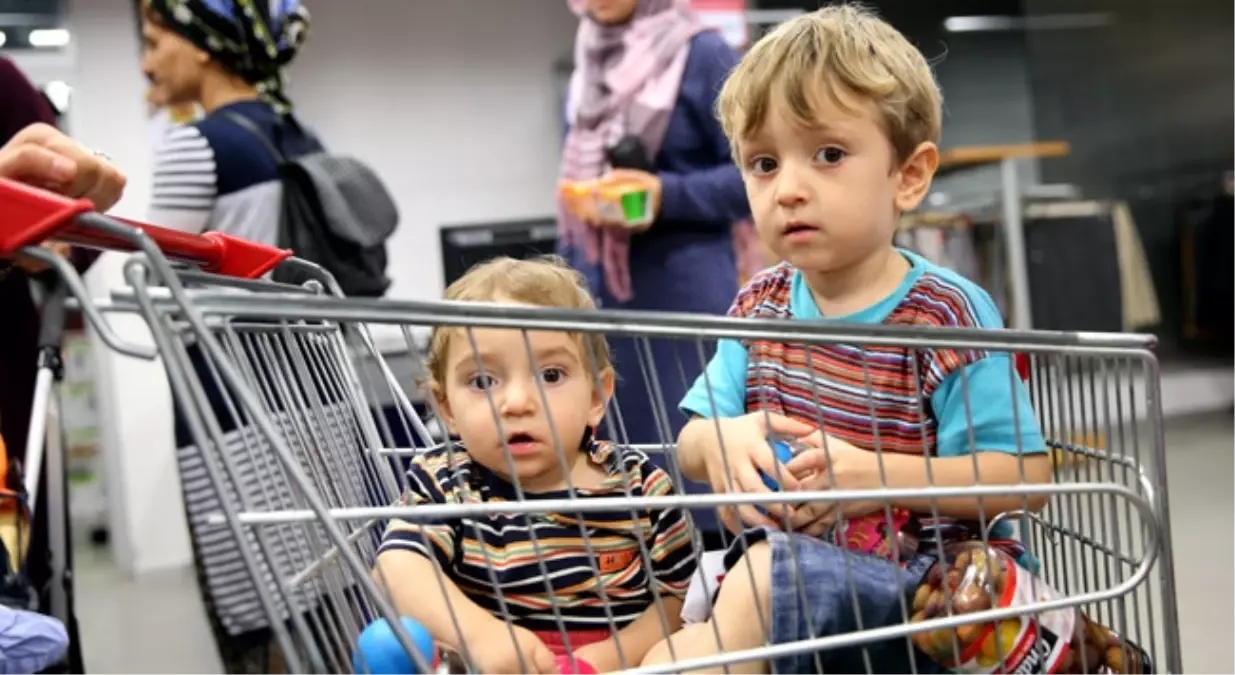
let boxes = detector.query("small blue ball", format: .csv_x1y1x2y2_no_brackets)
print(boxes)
352,616,436,674
760,438,801,491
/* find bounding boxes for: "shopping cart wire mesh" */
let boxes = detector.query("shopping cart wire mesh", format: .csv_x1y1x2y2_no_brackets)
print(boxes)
0,178,1181,674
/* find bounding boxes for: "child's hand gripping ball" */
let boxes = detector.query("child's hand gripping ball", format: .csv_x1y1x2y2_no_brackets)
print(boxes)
352,616,438,674
760,436,807,491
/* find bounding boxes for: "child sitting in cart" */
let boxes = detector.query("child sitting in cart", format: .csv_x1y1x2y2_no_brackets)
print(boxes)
641,5,1051,674
374,256,697,674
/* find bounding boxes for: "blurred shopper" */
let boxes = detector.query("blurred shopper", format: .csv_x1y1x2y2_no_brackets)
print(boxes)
557,0,749,543
140,1,316,671
141,0,315,243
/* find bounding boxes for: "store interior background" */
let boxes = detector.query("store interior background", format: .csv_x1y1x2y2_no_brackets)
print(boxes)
1,0,1232,671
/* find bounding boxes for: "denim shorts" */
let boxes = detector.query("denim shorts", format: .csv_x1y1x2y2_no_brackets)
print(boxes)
744,529,946,675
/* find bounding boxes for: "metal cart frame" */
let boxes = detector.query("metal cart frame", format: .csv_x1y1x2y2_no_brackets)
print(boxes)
0,177,1182,674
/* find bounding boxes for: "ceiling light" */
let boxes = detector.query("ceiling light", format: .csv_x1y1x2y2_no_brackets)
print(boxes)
0,31,6,48
45,81,72,113
29,28,71,48
943,13,1113,33
944,16,1018,33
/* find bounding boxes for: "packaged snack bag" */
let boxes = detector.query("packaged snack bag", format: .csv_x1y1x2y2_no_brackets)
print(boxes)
909,543,1153,674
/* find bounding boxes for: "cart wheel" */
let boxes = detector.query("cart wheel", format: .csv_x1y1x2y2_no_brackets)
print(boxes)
89,526,109,547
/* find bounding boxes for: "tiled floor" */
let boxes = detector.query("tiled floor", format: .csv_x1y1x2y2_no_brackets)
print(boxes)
72,412,1233,673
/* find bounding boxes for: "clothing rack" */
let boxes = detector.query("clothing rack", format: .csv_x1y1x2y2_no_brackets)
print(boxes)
929,141,1072,330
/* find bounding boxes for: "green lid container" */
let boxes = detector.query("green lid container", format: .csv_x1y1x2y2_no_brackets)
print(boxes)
619,189,650,225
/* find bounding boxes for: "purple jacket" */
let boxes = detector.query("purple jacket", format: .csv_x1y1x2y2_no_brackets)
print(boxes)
0,57,98,471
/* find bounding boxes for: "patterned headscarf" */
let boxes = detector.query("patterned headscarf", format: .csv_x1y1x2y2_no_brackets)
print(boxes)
144,0,310,113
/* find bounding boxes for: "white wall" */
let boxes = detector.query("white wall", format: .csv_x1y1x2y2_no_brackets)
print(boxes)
64,0,191,576
42,0,575,575
287,0,577,301
930,31,1043,202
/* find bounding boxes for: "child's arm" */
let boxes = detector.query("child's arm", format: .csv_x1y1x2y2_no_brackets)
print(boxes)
676,338,750,484
371,454,508,651
886,451,1053,515
574,463,699,669
788,351,1052,526
795,445,1051,512
373,547,507,651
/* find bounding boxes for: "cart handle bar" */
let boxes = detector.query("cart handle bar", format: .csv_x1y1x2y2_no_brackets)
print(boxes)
0,177,292,279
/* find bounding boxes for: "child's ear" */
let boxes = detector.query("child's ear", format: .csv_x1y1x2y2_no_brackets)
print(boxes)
894,141,939,212
587,367,616,428
429,382,459,436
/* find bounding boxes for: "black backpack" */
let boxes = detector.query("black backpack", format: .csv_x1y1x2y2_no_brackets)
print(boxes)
222,111,398,297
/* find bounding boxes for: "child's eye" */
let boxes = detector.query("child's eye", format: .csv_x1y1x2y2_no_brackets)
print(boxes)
815,146,847,165
468,374,498,391
747,156,777,175
540,367,567,385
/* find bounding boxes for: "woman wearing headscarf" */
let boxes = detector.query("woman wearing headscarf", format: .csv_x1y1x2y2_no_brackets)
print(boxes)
139,2,316,672
141,0,314,243
558,0,748,546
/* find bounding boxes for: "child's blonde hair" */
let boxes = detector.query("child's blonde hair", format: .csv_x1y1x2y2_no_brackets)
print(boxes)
426,255,612,395
717,3,942,164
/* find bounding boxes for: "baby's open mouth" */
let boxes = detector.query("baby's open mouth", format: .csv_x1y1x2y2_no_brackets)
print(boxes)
505,432,541,456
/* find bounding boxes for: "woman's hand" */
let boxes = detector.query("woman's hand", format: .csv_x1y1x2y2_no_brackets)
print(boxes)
0,123,126,211
784,437,889,536
463,620,558,674
681,413,820,533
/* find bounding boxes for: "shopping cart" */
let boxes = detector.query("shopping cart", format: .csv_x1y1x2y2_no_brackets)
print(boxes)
0,176,1182,674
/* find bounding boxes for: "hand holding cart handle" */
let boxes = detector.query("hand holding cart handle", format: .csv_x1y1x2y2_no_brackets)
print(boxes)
0,177,292,279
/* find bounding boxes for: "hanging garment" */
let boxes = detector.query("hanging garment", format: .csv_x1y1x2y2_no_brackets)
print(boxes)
1110,201,1161,331
896,216,984,284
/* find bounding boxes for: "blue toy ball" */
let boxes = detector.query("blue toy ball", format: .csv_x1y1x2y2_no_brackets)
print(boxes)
760,438,802,491
352,616,436,674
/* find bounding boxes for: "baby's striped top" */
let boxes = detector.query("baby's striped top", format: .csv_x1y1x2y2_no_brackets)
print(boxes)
378,442,697,632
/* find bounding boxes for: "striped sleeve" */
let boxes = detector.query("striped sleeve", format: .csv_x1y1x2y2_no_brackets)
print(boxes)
147,124,217,234
641,462,697,599
377,455,456,568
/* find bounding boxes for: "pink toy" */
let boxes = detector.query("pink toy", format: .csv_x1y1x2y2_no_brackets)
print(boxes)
556,654,598,674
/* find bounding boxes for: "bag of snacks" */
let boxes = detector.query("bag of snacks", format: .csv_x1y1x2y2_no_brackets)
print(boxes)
909,542,1154,674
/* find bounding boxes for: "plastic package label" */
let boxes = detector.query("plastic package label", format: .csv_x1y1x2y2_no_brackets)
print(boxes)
559,180,653,228
911,543,1154,674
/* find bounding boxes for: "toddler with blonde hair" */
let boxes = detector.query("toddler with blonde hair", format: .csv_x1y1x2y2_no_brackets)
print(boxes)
374,256,697,673
642,5,1049,673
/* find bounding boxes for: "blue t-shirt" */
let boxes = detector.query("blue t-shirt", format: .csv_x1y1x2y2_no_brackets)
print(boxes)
681,251,1046,458
680,251,1047,551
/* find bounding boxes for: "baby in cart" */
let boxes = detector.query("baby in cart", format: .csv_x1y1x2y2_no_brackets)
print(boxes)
639,5,1058,674
373,256,697,674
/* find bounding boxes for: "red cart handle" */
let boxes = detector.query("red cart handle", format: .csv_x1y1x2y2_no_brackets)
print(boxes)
0,177,292,279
